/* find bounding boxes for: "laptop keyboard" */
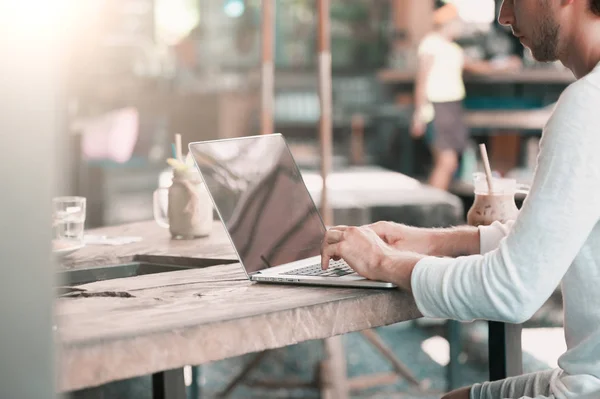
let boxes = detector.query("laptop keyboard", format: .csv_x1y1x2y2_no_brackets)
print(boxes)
282,259,357,278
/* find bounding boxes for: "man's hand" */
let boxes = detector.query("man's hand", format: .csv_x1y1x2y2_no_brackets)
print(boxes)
367,221,434,254
320,225,424,290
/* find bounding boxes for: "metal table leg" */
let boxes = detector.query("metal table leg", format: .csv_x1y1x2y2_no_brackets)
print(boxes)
190,366,202,399
446,320,463,391
152,368,186,399
488,322,523,381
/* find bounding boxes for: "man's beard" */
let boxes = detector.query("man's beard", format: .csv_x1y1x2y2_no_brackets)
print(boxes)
529,9,560,62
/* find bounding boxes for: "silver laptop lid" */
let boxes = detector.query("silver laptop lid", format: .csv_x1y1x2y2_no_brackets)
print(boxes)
188,134,326,275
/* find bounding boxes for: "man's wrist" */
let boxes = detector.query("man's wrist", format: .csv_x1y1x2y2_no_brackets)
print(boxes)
427,226,480,257
455,226,481,256
382,251,424,292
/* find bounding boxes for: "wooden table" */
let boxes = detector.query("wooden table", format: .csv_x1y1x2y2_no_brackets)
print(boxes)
301,165,464,227
377,67,575,84
56,221,421,397
465,106,554,132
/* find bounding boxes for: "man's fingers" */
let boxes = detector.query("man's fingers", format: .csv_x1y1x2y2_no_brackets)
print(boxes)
367,222,393,240
321,228,346,269
325,229,344,244
366,222,383,234
363,227,383,241
321,252,329,270
321,243,340,270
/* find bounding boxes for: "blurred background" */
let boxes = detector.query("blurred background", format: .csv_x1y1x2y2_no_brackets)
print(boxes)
61,0,569,228
24,0,569,397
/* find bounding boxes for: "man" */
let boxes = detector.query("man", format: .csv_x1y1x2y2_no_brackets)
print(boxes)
321,0,600,398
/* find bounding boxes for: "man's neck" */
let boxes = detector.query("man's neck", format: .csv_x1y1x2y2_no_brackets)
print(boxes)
560,20,600,79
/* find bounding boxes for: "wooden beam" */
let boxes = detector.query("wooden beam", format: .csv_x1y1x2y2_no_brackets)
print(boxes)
261,0,275,135
320,335,349,399
218,351,269,397
359,329,421,387
317,0,333,226
350,114,365,165
347,373,399,391
316,2,348,399
391,0,434,51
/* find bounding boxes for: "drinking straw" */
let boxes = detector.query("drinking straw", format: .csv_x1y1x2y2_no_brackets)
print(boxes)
175,133,183,162
479,143,495,194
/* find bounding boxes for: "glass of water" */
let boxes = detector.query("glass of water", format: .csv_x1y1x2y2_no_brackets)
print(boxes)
52,196,86,248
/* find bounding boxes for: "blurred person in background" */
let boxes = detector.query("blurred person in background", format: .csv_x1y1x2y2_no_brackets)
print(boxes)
412,2,521,191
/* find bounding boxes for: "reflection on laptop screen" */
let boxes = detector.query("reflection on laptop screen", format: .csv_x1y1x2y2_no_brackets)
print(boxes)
189,134,326,274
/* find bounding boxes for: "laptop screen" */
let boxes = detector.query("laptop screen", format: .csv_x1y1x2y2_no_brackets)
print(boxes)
189,134,326,274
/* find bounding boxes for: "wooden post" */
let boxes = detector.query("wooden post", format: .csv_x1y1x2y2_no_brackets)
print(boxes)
317,0,333,227
261,0,275,135
350,114,365,165
391,0,434,67
321,335,349,399
391,0,410,55
316,2,348,398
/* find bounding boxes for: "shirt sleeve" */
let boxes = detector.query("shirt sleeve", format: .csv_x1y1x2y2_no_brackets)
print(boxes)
410,81,600,323
479,221,514,254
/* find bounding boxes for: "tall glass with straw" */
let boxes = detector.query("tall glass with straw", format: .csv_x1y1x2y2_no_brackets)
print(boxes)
466,144,529,227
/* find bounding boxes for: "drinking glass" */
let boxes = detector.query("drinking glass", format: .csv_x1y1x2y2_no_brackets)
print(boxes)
466,173,529,227
52,196,86,249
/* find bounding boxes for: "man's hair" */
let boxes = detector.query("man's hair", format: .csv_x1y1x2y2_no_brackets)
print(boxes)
592,0,600,16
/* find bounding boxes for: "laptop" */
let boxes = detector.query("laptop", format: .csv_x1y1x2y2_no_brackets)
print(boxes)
188,134,396,289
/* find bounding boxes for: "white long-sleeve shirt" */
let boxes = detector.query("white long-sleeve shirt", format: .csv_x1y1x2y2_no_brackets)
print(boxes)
412,62,600,399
